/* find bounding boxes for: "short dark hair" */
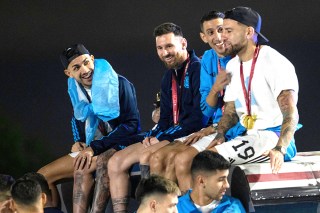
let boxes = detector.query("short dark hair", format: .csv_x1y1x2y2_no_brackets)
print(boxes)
153,22,183,37
135,174,180,203
200,10,224,32
11,178,42,206
21,172,51,197
191,150,230,178
0,174,15,202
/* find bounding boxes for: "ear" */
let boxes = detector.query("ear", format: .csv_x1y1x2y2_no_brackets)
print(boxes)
197,174,206,188
41,193,47,207
200,32,208,43
181,37,188,50
247,26,255,39
64,68,72,77
90,54,95,61
149,200,157,212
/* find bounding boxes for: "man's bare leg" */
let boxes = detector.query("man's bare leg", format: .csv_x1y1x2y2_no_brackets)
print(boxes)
73,156,97,213
90,149,116,213
149,142,188,182
138,140,170,179
175,146,199,193
108,142,168,213
38,154,75,207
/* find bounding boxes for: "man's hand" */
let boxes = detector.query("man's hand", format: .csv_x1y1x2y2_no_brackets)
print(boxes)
213,69,232,92
0,199,14,213
74,147,94,170
207,133,225,149
268,149,284,174
71,142,86,152
183,126,215,146
142,137,160,148
182,132,205,146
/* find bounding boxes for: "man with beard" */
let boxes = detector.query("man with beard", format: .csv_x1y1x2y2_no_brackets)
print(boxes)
108,22,205,213
38,44,141,213
207,7,300,174
149,11,235,193
177,150,245,213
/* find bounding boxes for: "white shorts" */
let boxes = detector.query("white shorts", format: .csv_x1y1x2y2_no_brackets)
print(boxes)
175,132,218,152
215,130,278,164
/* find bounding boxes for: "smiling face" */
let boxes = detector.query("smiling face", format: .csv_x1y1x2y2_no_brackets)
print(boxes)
200,18,226,57
155,32,187,70
203,169,229,201
64,54,95,89
221,18,249,57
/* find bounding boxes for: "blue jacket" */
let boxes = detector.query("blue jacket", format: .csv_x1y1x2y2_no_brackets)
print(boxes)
200,49,231,123
148,50,205,142
71,74,141,155
177,190,246,213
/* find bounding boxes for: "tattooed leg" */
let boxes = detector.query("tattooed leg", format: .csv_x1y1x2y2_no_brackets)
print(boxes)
112,197,130,213
90,149,117,213
73,169,94,213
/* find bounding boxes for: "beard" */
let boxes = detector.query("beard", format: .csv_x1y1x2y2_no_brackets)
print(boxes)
162,52,185,69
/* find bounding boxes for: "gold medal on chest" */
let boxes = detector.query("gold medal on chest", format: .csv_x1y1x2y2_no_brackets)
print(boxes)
241,114,257,129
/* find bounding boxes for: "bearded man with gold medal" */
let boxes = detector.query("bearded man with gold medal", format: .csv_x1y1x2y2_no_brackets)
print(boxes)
207,7,300,174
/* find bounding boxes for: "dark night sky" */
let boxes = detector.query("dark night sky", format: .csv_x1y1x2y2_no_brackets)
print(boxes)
1,0,320,161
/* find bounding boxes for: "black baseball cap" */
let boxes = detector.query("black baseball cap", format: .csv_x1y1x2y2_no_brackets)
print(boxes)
60,44,90,69
224,6,269,44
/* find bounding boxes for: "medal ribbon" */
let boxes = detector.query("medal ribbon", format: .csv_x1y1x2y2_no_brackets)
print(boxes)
172,58,190,125
240,45,261,116
217,59,224,96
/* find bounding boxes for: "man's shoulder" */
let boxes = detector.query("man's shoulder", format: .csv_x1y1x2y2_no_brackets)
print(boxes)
178,190,192,202
118,74,133,85
221,195,244,207
189,49,201,63
202,49,217,60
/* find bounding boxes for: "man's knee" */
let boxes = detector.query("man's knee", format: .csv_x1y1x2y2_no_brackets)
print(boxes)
175,150,196,171
97,149,116,168
107,152,123,174
140,151,152,164
165,150,178,166
150,150,164,166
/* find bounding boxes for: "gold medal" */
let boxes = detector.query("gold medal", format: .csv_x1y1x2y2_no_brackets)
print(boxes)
242,114,257,129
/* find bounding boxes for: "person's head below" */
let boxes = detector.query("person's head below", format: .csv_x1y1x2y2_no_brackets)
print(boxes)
200,10,227,57
153,22,188,70
11,178,46,213
60,43,95,89
135,175,180,213
222,6,269,57
0,174,15,213
191,150,230,202
20,172,53,208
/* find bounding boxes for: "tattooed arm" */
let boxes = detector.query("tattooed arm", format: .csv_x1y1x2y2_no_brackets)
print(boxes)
270,89,299,173
207,101,239,149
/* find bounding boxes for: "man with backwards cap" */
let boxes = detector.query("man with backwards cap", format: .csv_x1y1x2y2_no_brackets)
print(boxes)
38,44,141,213
206,6,300,174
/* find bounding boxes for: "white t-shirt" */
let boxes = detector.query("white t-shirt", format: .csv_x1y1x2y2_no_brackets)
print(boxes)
194,200,220,213
224,45,298,130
